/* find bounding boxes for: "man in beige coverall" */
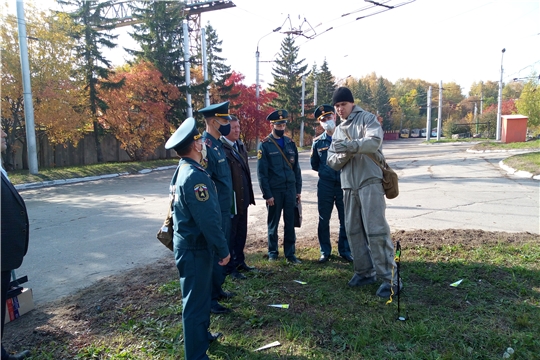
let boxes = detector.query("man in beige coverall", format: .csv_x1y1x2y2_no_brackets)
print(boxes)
326,87,402,298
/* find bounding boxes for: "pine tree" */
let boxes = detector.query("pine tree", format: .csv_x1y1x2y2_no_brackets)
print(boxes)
316,59,336,105
57,0,124,163
127,0,187,125
375,77,392,131
354,79,375,114
202,23,234,105
268,35,308,140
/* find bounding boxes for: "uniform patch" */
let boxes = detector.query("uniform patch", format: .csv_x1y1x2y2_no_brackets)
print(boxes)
194,183,209,201
257,149,262,159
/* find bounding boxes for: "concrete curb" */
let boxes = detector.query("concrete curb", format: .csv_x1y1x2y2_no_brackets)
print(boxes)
14,165,177,191
465,147,540,181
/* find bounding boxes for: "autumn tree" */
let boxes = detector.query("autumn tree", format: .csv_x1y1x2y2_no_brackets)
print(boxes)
469,81,498,110
225,71,277,151
1,2,84,169
268,35,308,140
99,61,180,161
58,0,125,163
127,0,187,125
516,75,540,134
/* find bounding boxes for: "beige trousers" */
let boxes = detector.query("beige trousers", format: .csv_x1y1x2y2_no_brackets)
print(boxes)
343,182,397,283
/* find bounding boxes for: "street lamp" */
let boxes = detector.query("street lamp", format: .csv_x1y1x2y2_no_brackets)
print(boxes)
496,48,505,141
255,27,281,149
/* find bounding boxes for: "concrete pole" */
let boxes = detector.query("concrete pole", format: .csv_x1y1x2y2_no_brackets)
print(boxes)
437,81,442,141
313,80,318,106
496,48,506,141
426,86,432,141
201,28,210,107
16,0,38,174
255,49,260,149
299,75,305,147
183,20,192,117
474,102,478,134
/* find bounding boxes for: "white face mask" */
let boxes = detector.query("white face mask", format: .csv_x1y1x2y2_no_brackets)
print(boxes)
196,142,207,163
321,120,335,132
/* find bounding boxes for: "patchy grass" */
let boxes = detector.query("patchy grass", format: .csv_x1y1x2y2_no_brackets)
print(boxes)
9,231,540,359
6,159,179,185
469,139,540,151
503,152,540,175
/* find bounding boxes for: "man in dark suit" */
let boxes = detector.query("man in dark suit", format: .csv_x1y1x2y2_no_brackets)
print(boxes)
1,129,31,360
221,115,256,279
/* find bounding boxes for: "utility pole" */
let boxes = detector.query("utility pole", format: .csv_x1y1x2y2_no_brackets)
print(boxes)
299,75,306,147
474,102,478,134
437,80,442,140
426,86,432,141
183,20,193,117
313,80,318,107
201,27,210,107
496,48,506,141
16,0,38,174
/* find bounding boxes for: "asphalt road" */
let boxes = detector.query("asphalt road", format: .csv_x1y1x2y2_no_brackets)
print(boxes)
15,138,539,305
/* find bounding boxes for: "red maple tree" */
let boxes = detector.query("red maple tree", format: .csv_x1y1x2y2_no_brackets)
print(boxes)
225,72,277,151
99,61,180,161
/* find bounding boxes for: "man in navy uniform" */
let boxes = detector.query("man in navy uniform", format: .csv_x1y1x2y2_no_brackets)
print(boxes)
199,101,235,314
311,105,353,264
257,110,302,264
165,117,230,359
221,115,256,279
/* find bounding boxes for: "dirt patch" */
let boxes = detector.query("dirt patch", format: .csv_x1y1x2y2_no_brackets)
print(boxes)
3,229,539,354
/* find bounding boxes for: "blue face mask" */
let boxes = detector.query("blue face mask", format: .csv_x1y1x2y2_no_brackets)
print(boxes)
214,119,231,136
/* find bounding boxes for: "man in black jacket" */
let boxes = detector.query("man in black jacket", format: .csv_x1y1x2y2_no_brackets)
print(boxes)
221,116,256,279
1,129,31,360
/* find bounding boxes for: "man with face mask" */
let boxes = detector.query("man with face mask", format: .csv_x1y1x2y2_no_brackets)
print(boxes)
199,101,235,314
310,105,353,264
165,117,230,359
257,110,302,264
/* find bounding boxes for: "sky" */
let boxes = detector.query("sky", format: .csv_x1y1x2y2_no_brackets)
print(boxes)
9,0,540,95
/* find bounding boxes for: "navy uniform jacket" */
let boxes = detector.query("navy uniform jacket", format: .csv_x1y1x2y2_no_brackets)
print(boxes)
202,131,232,213
1,173,29,271
257,134,302,199
310,132,341,183
170,158,229,258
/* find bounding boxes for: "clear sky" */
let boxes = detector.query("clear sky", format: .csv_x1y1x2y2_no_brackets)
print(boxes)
10,0,540,95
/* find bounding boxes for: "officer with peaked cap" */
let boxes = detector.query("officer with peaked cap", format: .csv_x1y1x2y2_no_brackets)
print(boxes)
256,109,302,264
165,117,230,359
311,105,353,264
198,101,236,314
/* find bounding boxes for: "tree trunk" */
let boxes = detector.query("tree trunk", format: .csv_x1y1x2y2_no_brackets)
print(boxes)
93,120,104,163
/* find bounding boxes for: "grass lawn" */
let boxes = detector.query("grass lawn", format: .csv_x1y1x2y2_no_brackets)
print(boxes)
7,159,179,185
19,232,540,360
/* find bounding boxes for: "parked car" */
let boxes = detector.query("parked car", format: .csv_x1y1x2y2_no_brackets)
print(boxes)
410,129,420,138
419,128,427,137
400,129,409,138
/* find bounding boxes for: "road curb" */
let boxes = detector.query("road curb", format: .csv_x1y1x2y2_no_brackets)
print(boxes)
466,148,539,181
14,165,177,191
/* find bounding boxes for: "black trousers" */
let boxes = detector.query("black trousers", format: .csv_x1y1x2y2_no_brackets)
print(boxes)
226,209,249,272
1,270,12,359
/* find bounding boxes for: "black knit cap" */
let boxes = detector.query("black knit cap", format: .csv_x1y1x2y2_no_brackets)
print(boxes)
332,87,354,105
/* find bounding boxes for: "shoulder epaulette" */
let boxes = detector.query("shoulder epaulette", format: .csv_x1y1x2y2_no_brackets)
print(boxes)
313,134,322,141
261,137,270,143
